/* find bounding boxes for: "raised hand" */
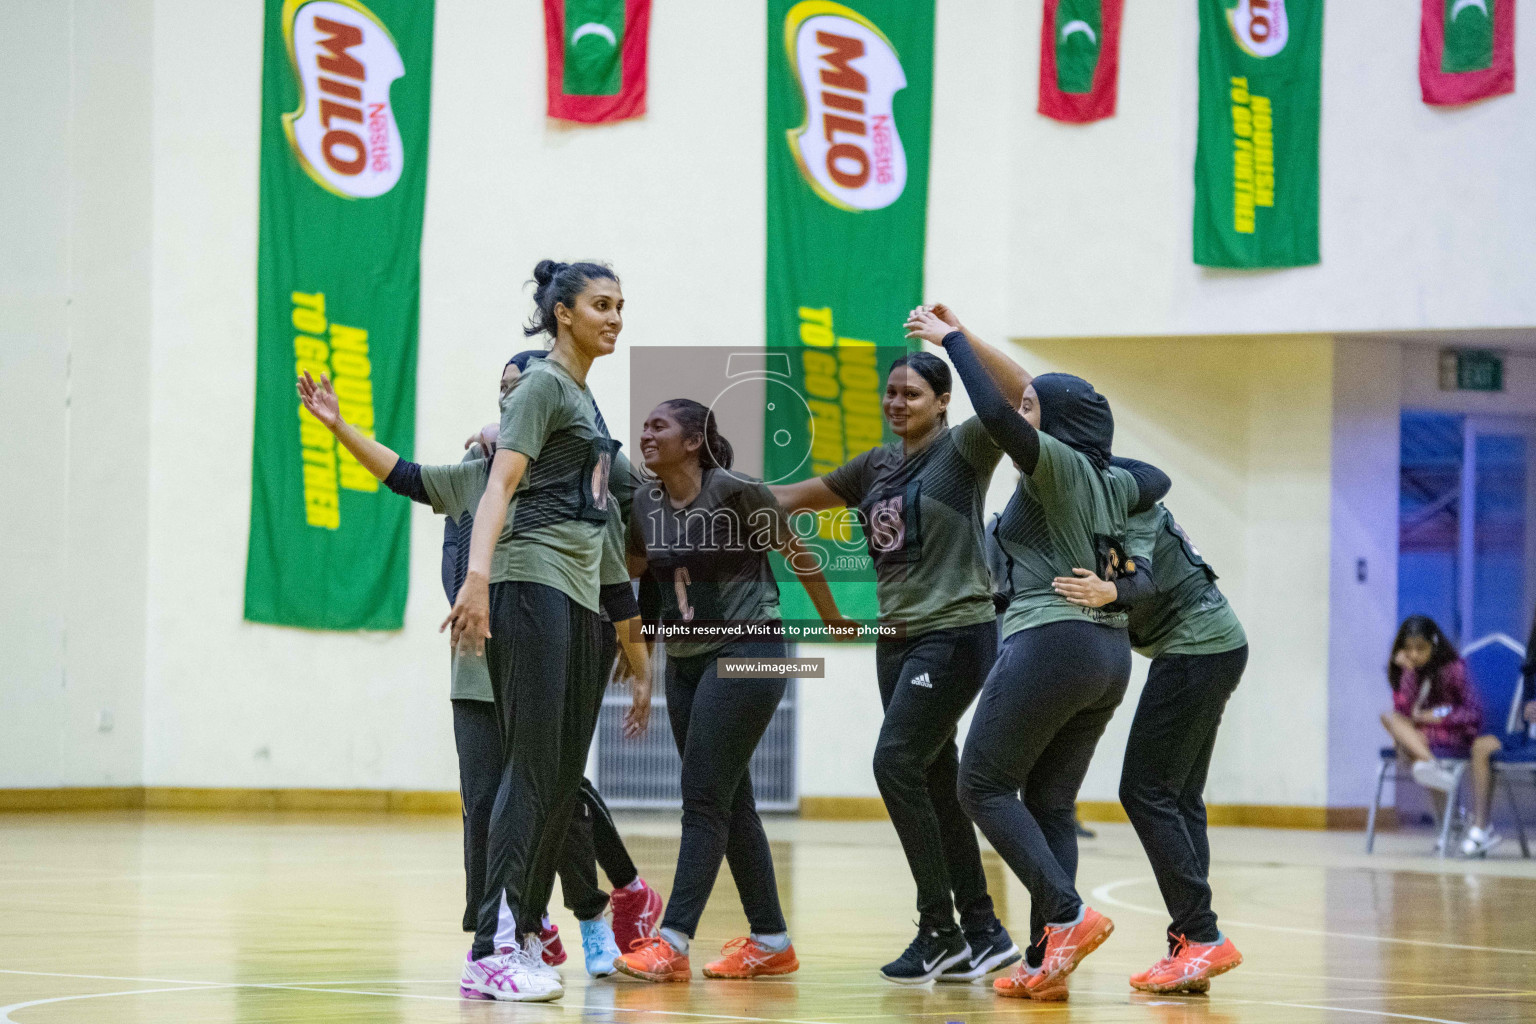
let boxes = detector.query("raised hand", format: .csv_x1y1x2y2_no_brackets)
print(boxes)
903,307,953,347
929,302,962,330
296,371,341,429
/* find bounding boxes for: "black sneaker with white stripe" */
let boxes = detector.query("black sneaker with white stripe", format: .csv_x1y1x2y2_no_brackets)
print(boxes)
938,919,1021,982
880,925,970,985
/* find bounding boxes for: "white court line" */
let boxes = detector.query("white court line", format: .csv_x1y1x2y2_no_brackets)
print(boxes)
1,985,229,1023
1257,1002,1472,1024
0,967,842,1024
0,963,1491,1024
1090,876,1536,957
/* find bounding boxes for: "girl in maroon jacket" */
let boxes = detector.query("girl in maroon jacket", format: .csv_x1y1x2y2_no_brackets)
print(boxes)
1380,615,1482,794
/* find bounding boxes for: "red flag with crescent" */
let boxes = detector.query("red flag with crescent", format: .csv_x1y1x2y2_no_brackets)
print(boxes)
545,0,650,123
1038,0,1124,123
1420,0,1515,106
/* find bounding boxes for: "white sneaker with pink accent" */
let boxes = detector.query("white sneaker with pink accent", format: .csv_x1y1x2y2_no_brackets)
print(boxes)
459,947,563,1002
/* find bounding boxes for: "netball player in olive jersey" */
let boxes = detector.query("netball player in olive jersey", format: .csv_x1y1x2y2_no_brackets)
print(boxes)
499,353,668,966
613,400,853,984
1052,493,1247,994
295,354,655,987
444,260,646,1002
905,307,1166,1002
769,314,1023,985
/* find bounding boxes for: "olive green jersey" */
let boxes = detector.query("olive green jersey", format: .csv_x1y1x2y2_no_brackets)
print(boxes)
994,432,1139,639
1123,504,1246,659
822,417,1002,636
492,359,617,612
421,452,494,702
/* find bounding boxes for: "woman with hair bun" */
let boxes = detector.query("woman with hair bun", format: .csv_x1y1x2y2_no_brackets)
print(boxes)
447,260,648,1002
769,308,1024,985
612,399,852,984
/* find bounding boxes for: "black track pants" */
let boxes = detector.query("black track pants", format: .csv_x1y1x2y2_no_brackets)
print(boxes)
473,581,604,956
556,627,640,919
1120,645,1247,945
874,620,998,931
659,639,789,938
454,698,637,927
958,620,1131,953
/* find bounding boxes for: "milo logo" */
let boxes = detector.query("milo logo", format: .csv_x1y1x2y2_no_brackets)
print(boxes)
1225,0,1289,58
283,0,405,198
784,1,908,212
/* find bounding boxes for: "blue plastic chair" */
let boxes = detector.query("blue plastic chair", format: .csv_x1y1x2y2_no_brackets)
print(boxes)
1473,635,1535,858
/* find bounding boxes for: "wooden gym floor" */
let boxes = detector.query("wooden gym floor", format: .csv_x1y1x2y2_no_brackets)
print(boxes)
2,811,1535,1023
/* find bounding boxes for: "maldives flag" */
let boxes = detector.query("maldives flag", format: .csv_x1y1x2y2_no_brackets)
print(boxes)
545,0,650,123
1420,0,1515,105
1038,0,1124,123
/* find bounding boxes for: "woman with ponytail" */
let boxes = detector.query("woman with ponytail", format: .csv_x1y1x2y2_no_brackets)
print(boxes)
768,310,1023,985
612,399,851,984
446,260,649,1002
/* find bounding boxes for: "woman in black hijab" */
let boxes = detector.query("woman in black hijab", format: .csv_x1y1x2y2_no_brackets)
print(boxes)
905,307,1167,1002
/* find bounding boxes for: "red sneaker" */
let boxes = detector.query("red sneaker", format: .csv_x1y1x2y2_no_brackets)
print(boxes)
537,921,567,966
610,878,664,952
994,962,1068,1001
613,936,691,983
1142,936,1241,993
1026,907,1113,992
703,937,800,979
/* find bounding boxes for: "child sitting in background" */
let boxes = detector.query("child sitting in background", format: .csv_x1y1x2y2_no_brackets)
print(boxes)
1380,615,1482,795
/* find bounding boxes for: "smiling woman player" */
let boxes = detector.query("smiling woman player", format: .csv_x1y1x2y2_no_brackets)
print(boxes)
769,305,1021,985
296,352,658,982
612,399,853,984
905,306,1168,1002
443,260,649,1002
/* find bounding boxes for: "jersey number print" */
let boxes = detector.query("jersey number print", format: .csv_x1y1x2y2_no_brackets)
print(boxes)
868,494,906,553
673,567,695,622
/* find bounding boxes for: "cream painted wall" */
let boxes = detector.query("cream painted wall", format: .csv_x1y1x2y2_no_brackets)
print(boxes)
1,0,153,787
1327,338,1403,807
5,0,1531,801
1016,336,1336,807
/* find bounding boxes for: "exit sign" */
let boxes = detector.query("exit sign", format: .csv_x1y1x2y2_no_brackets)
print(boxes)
1439,349,1504,392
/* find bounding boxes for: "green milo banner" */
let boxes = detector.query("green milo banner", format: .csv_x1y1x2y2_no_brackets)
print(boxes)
1194,0,1322,268
766,0,934,623
245,0,434,630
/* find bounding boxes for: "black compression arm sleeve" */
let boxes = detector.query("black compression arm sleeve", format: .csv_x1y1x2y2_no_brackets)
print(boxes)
1112,555,1158,606
1111,456,1172,514
383,459,430,505
940,331,1040,474
600,582,640,624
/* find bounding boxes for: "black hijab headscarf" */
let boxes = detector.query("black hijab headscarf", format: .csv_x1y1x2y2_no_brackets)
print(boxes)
1031,372,1113,471
506,349,548,374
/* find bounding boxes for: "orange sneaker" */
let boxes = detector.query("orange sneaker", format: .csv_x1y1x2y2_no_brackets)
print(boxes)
703,937,800,979
1142,936,1241,993
1130,937,1209,993
613,936,691,983
1026,906,1113,992
994,962,1069,1001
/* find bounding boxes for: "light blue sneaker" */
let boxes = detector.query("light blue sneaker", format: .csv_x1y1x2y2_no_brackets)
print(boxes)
580,918,621,977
